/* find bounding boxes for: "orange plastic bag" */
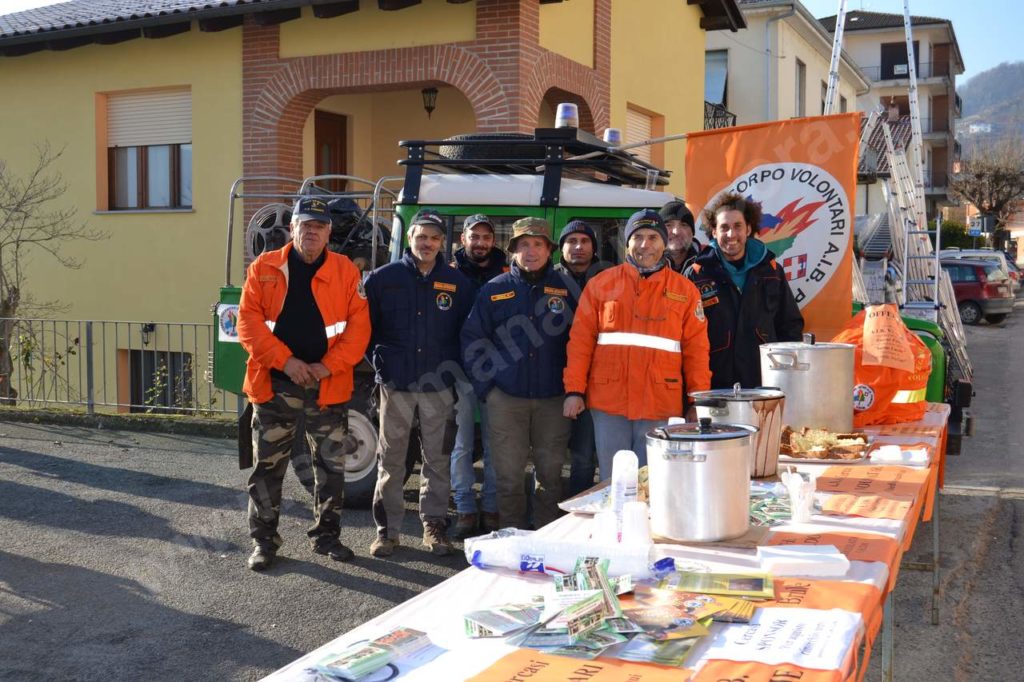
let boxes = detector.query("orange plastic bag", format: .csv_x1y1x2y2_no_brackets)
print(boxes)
832,305,932,426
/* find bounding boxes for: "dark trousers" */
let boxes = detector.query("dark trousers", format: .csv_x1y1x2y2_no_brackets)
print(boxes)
567,408,598,497
247,377,349,550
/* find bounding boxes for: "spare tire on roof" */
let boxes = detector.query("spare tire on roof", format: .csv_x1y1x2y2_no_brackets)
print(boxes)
437,133,546,167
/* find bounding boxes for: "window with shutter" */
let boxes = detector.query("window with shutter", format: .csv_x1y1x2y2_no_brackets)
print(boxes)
625,107,653,164
105,88,192,210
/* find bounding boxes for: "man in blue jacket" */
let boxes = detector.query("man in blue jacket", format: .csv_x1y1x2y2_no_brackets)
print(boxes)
365,209,473,557
461,217,577,530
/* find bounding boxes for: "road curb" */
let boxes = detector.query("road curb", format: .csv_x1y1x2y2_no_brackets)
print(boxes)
0,407,235,438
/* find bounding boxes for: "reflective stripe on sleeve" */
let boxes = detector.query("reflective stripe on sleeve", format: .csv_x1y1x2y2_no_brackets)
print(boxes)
325,321,348,339
596,332,681,353
265,320,276,332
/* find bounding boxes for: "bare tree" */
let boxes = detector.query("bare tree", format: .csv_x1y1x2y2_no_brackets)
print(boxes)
949,136,1024,248
0,143,106,402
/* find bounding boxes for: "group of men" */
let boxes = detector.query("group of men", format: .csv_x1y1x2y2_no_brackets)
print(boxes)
237,192,803,571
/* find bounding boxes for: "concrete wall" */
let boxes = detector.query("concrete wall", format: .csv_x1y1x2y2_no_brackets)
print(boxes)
0,29,243,324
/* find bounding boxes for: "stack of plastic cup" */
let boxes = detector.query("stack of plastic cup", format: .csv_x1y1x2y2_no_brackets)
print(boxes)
621,500,651,546
592,509,619,544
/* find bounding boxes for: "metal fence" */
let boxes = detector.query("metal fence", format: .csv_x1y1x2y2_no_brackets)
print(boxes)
0,318,240,416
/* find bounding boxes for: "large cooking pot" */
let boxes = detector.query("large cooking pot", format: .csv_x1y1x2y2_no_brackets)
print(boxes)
759,333,855,433
690,384,786,478
646,418,756,543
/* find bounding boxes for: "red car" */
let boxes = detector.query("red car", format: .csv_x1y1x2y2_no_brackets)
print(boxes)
941,259,1015,325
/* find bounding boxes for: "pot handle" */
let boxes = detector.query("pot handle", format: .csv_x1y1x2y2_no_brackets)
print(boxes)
766,351,810,371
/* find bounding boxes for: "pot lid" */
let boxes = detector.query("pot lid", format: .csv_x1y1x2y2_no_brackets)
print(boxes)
648,417,755,442
690,383,784,401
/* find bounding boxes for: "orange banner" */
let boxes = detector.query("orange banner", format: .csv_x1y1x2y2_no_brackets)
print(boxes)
685,114,861,340
466,649,691,682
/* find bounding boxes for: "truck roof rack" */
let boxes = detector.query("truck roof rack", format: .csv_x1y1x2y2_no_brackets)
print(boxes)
398,126,671,208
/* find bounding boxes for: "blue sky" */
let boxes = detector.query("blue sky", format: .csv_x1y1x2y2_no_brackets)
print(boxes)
801,0,1022,84
3,0,1019,84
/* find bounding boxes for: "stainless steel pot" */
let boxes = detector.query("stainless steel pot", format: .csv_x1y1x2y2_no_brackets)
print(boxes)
759,333,855,433
646,418,756,542
690,384,786,478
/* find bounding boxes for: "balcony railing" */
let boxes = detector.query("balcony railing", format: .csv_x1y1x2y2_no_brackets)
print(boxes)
861,61,953,82
704,101,737,130
924,170,949,190
918,117,952,135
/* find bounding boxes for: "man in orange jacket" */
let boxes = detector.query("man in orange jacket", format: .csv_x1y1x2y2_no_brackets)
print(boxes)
237,197,371,571
563,209,711,480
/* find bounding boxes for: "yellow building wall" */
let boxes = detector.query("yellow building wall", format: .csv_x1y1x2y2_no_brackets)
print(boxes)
539,0,595,69
280,0,475,58
610,0,705,194
0,28,243,325
301,86,478,182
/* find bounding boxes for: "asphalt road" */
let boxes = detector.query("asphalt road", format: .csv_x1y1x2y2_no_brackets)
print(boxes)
0,297,1021,681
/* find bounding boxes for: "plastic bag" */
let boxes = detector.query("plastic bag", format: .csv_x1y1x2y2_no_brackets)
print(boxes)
832,305,932,426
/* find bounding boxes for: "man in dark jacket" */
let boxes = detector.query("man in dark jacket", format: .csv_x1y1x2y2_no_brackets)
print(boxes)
364,209,473,557
461,217,577,530
685,192,803,389
553,220,610,496
660,200,701,273
449,214,506,538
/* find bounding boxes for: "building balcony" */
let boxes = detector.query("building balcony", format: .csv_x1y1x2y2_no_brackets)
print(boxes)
861,61,954,83
919,117,954,139
924,169,949,194
704,101,737,130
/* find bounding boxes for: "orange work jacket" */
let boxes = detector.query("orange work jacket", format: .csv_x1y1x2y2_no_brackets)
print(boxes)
237,243,371,408
563,263,711,420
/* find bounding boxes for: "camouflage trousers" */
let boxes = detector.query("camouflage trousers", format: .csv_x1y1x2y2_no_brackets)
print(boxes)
247,376,349,551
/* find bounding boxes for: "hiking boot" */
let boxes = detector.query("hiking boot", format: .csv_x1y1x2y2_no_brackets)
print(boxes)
451,513,479,540
422,518,454,556
481,511,500,533
370,535,400,558
247,546,275,571
312,538,354,562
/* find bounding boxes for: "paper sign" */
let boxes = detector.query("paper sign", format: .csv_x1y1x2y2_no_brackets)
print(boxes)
466,649,691,682
861,304,916,372
764,578,882,622
823,493,914,520
766,531,899,566
817,464,929,497
695,607,861,670
694,660,844,682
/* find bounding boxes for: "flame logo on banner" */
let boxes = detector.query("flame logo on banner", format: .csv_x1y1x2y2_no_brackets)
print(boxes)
759,198,827,256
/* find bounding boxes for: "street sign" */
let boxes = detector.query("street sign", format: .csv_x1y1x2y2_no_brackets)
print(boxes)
968,216,982,237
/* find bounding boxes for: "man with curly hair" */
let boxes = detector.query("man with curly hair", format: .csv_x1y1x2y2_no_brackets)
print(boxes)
684,192,804,388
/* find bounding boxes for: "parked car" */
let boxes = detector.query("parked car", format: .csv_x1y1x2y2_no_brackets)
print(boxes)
1005,261,1022,293
941,258,1015,325
940,248,1011,278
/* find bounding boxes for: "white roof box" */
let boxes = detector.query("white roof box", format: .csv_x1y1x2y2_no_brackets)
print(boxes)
401,174,675,209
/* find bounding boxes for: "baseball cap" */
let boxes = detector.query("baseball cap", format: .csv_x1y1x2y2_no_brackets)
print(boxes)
411,209,446,231
463,213,495,232
292,197,332,224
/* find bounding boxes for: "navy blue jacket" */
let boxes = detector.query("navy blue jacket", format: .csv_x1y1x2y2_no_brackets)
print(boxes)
452,247,508,291
365,250,473,392
461,261,578,401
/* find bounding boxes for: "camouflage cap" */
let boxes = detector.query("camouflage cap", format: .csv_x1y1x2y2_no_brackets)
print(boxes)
508,216,556,252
